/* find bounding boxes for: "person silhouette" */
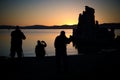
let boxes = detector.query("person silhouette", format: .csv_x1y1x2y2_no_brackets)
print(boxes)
54,31,72,72
10,26,26,59
35,40,47,59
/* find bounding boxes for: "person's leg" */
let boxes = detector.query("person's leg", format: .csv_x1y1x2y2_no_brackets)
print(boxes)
17,47,23,61
55,49,62,73
63,52,68,72
17,51,22,58
10,47,16,58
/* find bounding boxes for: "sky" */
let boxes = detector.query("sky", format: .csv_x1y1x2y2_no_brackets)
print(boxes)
0,0,120,26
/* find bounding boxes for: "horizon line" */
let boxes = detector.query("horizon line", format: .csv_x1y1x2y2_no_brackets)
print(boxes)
0,22,120,27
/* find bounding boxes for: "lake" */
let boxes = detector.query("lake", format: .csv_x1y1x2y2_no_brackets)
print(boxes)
0,29,78,57
0,29,120,57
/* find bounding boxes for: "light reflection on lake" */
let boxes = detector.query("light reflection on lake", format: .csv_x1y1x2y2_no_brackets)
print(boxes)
0,29,120,57
0,29,77,57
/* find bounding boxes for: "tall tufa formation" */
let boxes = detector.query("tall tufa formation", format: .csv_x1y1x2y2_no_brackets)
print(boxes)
73,6,99,53
77,6,96,41
73,6,115,54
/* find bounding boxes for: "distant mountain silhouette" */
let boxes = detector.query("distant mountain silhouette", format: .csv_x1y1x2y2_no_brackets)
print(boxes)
0,23,120,29
0,25,77,29
0,25,14,29
100,23,120,29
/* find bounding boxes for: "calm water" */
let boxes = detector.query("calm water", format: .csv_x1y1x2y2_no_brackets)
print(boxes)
0,29,120,57
0,29,78,57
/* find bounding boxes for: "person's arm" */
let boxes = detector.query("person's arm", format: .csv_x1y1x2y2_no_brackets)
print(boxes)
35,46,37,54
68,35,73,43
54,37,58,48
11,31,14,37
41,41,47,47
21,32,26,40
66,35,73,44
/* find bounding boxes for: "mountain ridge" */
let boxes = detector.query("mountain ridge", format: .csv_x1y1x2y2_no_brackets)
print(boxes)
0,23,120,29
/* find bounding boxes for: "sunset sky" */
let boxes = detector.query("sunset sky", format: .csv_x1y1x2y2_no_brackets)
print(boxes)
0,0,120,26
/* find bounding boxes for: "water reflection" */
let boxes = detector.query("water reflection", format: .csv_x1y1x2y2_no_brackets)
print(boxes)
0,29,120,57
0,29,77,57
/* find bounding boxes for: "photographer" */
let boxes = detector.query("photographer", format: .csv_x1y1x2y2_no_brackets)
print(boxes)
10,26,26,59
54,31,72,72
35,40,47,58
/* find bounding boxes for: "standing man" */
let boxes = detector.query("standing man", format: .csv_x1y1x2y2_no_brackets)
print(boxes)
10,26,26,59
54,31,72,72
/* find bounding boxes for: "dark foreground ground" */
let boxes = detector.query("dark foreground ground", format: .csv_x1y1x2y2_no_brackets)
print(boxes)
0,53,120,80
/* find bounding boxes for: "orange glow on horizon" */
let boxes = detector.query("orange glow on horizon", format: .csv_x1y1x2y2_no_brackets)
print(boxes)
0,0,120,26
1,13,119,26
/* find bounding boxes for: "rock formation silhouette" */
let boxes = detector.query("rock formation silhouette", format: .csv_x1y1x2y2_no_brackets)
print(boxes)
73,6,116,54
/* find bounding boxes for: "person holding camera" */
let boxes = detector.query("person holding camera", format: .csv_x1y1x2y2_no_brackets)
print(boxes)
54,31,72,72
35,40,47,59
10,26,26,59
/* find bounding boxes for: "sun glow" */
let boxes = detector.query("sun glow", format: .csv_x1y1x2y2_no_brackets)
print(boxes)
65,20,77,25
67,23,75,25
0,0,119,26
